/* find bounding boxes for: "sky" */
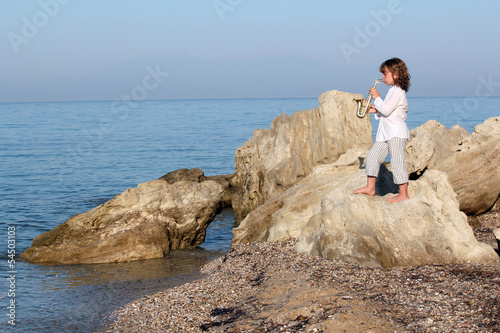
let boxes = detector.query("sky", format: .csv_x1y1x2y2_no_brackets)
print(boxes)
1,0,500,102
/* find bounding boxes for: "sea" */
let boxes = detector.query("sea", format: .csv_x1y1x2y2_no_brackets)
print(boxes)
1,96,498,332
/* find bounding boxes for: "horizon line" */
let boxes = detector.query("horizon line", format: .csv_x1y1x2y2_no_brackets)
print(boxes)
1,95,500,104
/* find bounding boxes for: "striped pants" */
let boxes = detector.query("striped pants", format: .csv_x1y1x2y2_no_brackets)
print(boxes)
365,137,409,184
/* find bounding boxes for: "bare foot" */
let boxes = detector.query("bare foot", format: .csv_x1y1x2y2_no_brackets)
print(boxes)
353,187,376,196
387,194,409,203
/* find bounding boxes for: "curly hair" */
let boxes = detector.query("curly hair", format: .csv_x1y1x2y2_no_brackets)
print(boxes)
379,58,411,92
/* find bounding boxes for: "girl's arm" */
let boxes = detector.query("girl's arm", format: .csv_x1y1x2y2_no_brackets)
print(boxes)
373,88,400,117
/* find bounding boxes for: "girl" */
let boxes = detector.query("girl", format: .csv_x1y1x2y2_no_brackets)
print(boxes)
354,57,411,203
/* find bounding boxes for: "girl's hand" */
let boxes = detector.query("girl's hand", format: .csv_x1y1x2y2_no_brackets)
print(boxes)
367,106,377,113
369,87,380,99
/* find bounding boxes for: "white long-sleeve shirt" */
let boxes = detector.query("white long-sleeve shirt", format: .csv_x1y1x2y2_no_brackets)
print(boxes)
373,85,409,141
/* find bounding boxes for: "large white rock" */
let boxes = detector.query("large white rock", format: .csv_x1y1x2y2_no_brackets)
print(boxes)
232,149,372,243
406,117,500,215
233,150,498,268
232,90,373,222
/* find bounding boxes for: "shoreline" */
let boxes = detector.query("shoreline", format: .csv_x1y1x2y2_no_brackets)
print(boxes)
104,210,499,332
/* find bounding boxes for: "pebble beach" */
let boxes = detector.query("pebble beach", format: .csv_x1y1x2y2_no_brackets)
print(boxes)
104,210,500,332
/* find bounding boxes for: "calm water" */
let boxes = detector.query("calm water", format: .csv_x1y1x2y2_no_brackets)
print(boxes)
0,96,498,332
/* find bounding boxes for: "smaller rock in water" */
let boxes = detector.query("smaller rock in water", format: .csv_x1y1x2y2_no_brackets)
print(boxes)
21,178,224,264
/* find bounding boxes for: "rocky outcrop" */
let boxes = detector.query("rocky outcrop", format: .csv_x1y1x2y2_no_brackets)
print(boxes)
231,90,372,222
159,168,207,183
406,117,500,215
232,149,372,244
22,91,499,266
232,150,498,268
21,176,224,264
159,168,235,207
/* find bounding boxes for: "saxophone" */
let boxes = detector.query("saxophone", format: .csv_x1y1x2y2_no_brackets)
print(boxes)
355,79,383,118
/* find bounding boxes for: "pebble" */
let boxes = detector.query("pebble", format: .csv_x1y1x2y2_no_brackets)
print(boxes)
103,210,500,332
